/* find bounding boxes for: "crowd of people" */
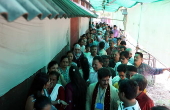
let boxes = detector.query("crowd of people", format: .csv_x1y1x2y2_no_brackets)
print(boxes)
25,22,170,110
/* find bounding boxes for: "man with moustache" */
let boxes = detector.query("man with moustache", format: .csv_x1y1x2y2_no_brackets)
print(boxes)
134,52,170,85
87,45,98,72
86,68,119,110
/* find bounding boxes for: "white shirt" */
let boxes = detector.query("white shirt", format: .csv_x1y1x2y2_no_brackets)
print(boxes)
99,49,107,56
87,54,95,71
104,41,109,50
118,100,141,110
128,57,134,64
80,45,85,52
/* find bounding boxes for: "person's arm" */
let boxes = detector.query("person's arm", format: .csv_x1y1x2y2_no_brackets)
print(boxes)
65,84,73,110
25,96,34,110
59,74,67,87
162,68,170,72
58,87,65,110
86,86,91,110
145,64,164,75
111,87,120,110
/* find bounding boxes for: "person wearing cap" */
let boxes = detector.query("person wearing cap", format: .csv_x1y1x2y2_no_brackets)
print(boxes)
72,44,84,68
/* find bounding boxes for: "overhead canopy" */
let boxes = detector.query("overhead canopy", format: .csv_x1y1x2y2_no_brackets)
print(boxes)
90,0,163,12
0,0,97,22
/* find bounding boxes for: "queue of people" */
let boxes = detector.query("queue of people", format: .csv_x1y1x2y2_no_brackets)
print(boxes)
25,22,170,110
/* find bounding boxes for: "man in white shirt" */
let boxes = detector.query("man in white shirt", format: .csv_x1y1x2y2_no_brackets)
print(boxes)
99,42,107,56
87,45,98,72
89,56,103,83
118,79,141,110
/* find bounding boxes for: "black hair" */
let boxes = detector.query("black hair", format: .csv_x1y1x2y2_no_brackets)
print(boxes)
34,96,51,110
119,46,127,51
135,52,143,58
117,38,121,41
98,68,111,79
126,65,137,72
48,71,60,82
118,79,138,100
117,64,127,73
99,42,105,49
110,31,113,34
131,74,147,91
151,106,170,110
90,45,97,48
85,45,90,49
93,56,103,63
80,57,90,81
67,50,73,55
47,61,58,70
120,41,126,45
120,51,129,59
68,66,87,110
78,38,83,43
28,73,49,99
113,25,117,27
101,55,110,60
59,55,68,63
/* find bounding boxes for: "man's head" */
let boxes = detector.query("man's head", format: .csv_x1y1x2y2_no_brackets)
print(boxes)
118,79,138,102
101,55,110,67
111,50,120,62
120,51,129,64
92,56,103,71
134,52,143,65
118,45,126,53
126,65,137,79
90,45,98,56
126,48,133,58
74,44,81,57
109,40,115,48
99,42,105,50
117,64,127,80
113,25,117,30
98,68,111,89
85,45,90,52
120,41,126,47
131,74,147,92
104,35,109,41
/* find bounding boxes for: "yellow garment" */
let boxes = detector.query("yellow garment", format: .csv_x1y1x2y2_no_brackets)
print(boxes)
113,82,119,89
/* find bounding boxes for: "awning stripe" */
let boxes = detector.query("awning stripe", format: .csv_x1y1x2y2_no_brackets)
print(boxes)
0,0,97,22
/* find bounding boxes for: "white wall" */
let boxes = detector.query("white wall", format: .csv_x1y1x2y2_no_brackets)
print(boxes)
112,1,170,67
0,16,70,96
126,1,170,67
79,17,89,36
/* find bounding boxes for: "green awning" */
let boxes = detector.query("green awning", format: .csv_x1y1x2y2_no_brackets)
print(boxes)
52,0,97,18
90,0,163,12
0,0,97,22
